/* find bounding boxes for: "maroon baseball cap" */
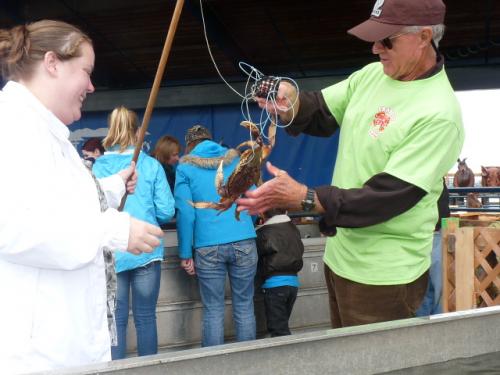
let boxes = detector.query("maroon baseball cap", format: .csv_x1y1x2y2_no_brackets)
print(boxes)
348,0,446,42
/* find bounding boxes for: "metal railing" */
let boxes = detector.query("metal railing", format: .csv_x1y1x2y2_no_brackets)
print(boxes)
448,186,500,212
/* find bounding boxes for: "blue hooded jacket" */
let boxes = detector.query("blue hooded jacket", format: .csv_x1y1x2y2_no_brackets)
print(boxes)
93,147,175,272
175,140,256,259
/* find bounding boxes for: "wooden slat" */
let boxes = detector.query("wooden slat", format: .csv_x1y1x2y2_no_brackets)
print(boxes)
442,217,460,312
455,227,475,310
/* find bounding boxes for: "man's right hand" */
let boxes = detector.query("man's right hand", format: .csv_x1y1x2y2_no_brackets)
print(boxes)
127,217,163,255
254,80,299,123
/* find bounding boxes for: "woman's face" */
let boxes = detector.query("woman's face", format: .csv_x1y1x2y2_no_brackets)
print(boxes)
54,42,95,125
167,147,180,166
82,148,102,160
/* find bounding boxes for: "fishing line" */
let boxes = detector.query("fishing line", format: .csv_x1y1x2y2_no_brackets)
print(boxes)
199,0,300,137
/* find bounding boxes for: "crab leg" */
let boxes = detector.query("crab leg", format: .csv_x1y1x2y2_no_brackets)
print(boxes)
188,200,224,210
268,119,277,148
236,140,258,151
240,120,260,139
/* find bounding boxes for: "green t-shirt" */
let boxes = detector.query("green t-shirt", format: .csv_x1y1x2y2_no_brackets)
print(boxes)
321,62,464,285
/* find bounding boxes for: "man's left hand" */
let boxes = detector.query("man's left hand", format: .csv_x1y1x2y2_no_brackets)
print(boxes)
236,162,307,215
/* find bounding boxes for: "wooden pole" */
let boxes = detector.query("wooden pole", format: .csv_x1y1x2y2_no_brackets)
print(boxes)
119,0,185,210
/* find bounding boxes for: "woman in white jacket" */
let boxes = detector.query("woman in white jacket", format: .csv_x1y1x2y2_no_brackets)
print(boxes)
0,20,163,374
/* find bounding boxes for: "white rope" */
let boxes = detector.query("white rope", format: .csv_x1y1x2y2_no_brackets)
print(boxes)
199,0,300,146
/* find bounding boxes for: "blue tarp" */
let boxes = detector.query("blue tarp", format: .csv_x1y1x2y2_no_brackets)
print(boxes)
71,104,339,188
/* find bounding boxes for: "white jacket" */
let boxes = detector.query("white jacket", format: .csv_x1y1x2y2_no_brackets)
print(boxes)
0,82,130,374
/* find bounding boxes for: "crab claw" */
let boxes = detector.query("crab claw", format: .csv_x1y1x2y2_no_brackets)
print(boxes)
240,121,260,139
215,160,225,195
261,145,272,160
259,120,277,160
267,120,277,148
236,140,258,151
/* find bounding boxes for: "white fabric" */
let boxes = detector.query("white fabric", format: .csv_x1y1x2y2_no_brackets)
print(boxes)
256,214,291,230
0,81,130,374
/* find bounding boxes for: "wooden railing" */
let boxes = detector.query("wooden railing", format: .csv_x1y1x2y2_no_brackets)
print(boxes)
442,217,500,312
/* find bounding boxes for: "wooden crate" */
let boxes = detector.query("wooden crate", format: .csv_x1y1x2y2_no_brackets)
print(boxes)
442,217,500,312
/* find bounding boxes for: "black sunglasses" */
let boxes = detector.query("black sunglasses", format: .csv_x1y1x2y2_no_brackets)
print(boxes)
379,31,440,55
379,31,410,49
380,37,395,49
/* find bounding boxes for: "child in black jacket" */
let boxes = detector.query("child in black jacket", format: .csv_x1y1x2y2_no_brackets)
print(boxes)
256,209,304,337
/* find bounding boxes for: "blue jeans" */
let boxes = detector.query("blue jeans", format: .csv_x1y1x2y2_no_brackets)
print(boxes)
195,239,257,347
416,232,443,316
111,261,161,359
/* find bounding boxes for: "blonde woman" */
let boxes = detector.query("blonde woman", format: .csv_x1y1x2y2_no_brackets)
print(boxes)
93,106,174,359
0,20,162,373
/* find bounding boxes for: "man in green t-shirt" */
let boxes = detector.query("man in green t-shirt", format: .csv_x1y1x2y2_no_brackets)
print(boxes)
237,0,464,328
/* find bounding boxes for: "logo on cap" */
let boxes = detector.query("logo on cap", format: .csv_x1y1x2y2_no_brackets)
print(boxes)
371,0,385,17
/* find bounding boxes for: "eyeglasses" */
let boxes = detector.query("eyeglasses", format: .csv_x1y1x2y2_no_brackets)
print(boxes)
379,31,440,55
379,31,412,49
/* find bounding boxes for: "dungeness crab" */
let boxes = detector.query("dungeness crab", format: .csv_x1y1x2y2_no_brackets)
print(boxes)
190,120,276,220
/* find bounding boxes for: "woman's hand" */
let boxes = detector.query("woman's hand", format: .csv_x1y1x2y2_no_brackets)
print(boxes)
181,258,196,275
127,217,163,255
118,161,138,194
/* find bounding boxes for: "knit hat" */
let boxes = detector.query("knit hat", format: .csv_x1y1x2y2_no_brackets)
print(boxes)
348,0,446,42
185,125,212,145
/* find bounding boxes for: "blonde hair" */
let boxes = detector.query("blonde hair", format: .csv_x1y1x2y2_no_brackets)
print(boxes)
102,106,139,152
151,135,181,164
0,19,92,81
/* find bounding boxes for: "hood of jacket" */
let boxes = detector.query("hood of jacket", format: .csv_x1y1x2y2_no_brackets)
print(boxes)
179,140,239,170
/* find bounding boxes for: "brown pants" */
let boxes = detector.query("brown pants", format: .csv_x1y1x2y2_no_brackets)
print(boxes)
324,265,428,328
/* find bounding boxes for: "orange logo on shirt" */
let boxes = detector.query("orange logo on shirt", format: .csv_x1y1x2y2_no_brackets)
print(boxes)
369,106,394,138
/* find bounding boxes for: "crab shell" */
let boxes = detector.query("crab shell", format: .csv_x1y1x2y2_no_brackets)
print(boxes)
217,147,264,202
189,120,276,220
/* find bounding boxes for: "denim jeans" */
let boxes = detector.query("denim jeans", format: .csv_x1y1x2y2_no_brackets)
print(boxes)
111,261,161,359
195,239,257,347
263,286,298,337
416,232,443,316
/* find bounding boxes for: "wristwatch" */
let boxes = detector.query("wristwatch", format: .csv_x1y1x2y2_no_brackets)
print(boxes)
301,187,316,212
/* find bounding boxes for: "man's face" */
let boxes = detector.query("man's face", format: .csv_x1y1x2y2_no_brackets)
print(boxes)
372,30,428,81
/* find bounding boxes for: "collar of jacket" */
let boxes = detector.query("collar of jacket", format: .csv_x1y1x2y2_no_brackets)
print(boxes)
104,145,135,155
256,214,291,230
179,148,239,169
3,81,69,141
